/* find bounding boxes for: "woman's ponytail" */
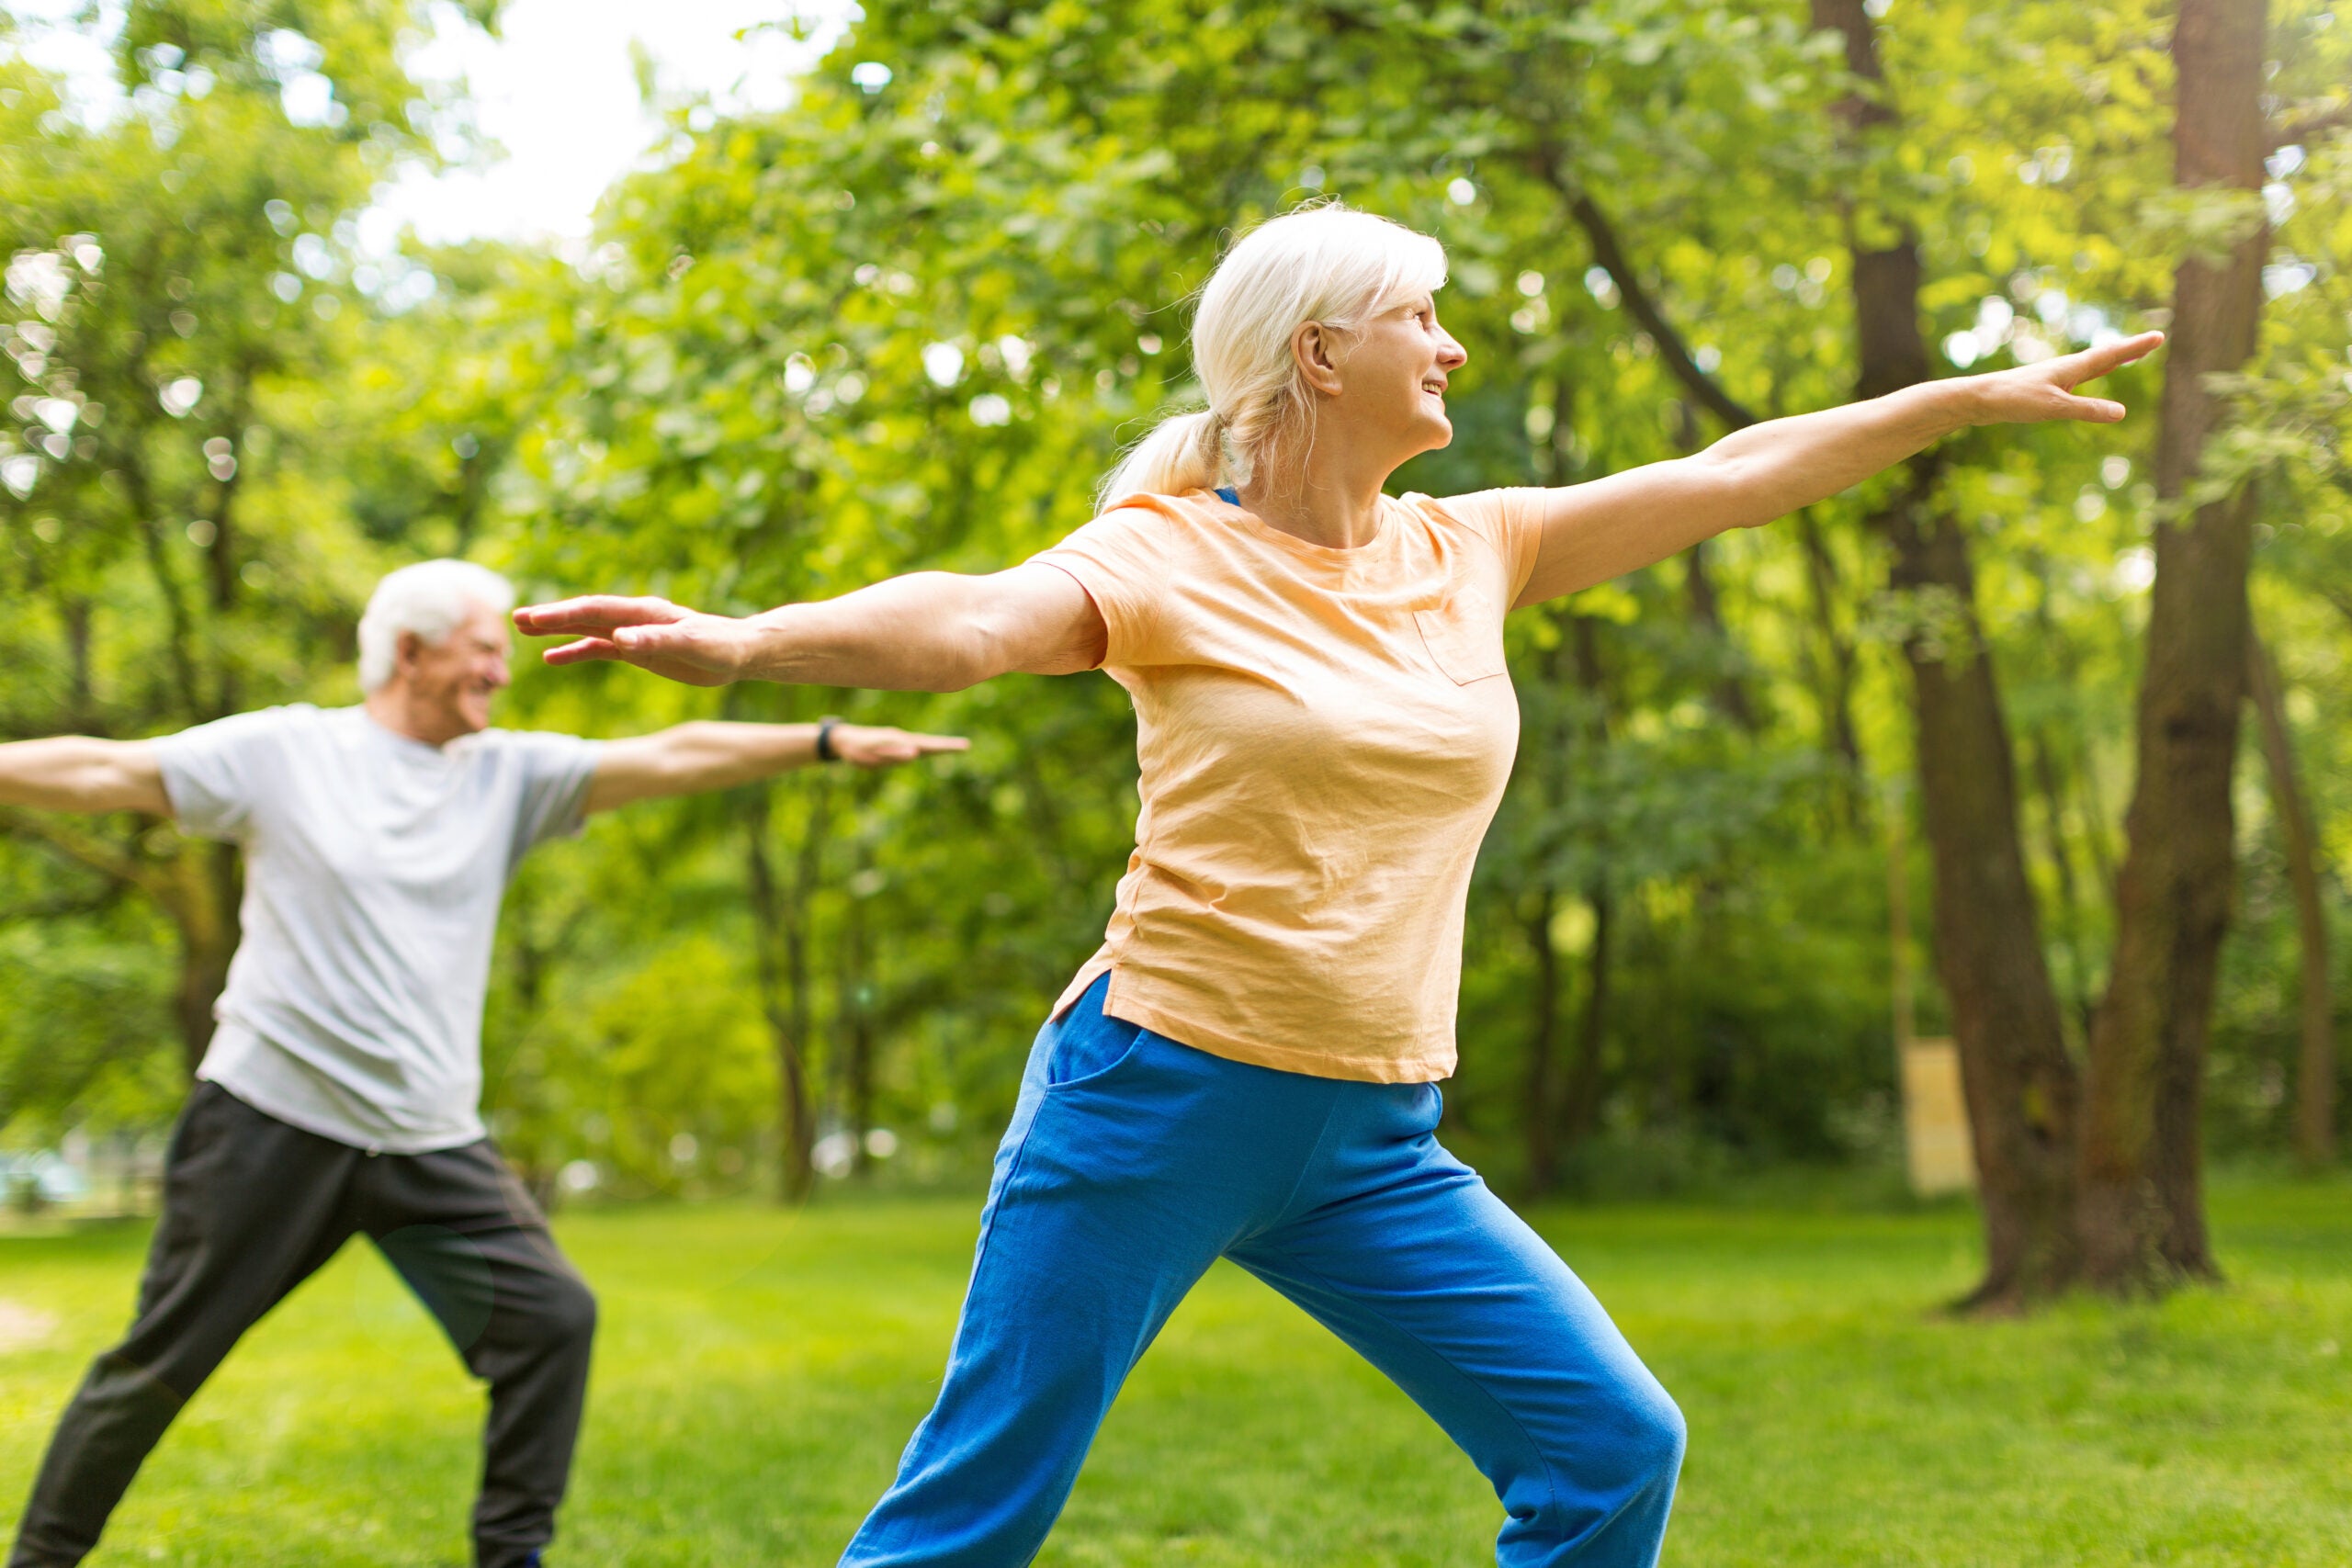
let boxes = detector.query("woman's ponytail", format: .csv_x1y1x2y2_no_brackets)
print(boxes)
1096,408,1224,512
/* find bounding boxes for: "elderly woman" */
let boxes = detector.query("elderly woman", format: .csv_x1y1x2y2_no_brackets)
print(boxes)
518,204,2157,1567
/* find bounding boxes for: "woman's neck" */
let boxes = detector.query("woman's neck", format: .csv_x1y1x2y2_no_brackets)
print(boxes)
1237,438,1393,550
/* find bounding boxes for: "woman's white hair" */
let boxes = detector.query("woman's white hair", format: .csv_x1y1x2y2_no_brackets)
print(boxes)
1098,202,1448,509
356,559,515,694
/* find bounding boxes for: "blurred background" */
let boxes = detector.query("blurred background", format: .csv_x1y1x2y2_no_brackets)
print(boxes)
5,0,2345,1231
3,3,2348,1562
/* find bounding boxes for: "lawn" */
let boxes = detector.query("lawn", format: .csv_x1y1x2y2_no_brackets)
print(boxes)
2,1177,2347,1566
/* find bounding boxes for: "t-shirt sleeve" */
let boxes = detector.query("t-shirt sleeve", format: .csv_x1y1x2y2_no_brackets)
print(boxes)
1424,489,1547,605
150,706,304,841
496,731,605,868
1027,506,1174,668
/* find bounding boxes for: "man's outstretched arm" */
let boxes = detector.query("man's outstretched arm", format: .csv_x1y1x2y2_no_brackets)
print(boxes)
0,738,169,815
582,720,968,814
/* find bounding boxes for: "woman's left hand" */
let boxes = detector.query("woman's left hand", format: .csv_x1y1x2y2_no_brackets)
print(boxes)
1963,330,2165,426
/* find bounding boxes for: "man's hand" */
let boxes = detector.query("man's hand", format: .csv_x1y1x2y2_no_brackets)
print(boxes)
830,725,969,768
583,720,968,813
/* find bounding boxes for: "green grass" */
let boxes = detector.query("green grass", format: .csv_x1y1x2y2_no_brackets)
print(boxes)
3,1178,2348,1565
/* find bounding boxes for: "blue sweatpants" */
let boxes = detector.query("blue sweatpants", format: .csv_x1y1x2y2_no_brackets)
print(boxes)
842,976,1685,1567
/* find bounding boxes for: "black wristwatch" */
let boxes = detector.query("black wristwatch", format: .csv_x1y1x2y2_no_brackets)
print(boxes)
815,716,843,762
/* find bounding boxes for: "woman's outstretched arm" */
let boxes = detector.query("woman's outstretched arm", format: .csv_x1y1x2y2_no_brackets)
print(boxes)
514,561,1107,691
1512,331,2165,607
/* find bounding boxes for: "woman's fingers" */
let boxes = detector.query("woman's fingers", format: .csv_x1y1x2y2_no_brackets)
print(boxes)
513,595,687,637
616,621,743,676
2060,393,2129,423
1978,330,2164,426
516,596,750,684
533,622,738,686
542,637,624,666
2036,332,2165,412
2058,330,2165,389
611,623,696,653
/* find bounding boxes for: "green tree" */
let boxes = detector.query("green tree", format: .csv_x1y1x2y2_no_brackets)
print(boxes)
0,0,500,1124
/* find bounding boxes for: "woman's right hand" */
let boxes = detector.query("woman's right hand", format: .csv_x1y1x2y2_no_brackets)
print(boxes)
512,596,762,687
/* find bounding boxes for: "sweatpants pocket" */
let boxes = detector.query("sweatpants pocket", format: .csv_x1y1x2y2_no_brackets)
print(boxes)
1044,1000,1146,1091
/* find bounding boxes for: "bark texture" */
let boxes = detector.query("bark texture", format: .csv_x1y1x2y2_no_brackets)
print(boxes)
743,785,820,1201
2245,633,2335,1168
1562,886,1614,1142
1522,886,1563,1194
2076,0,2268,1291
837,842,877,1177
170,844,243,1077
1889,493,2084,1304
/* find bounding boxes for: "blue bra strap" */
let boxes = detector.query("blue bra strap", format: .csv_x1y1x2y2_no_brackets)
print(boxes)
1215,486,1239,506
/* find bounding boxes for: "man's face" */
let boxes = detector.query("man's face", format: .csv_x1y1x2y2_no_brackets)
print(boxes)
395,600,512,740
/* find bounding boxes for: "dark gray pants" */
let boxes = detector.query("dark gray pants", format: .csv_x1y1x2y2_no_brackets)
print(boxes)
9,1083,595,1568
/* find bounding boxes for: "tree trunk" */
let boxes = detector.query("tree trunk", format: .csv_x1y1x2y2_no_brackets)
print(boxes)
789,778,830,1142
742,786,818,1202
2029,727,2097,1037
62,597,95,728
2077,0,2267,1292
1683,543,1760,733
1669,400,1761,734
1561,886,1615,1141
1558,617,1616,1145
2245,632,2333,1168
164,840,242,1077
1523,886,1563,1194
2028,557,2098,1037
1894,503,2083,1306
839,844,876,1177
1813,0,2084,1307
1793,507,1866,806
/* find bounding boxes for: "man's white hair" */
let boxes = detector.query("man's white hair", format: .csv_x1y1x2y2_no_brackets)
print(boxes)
356,559,516,694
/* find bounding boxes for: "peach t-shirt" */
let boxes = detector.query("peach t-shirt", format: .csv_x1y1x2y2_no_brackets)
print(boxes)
1034,486,1545,1083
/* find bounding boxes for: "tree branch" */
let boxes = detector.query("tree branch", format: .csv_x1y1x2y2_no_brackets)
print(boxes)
0,885,131,923
116,455,206,718
2269,103,2352,152
2322,585,2352,637
0,810,179,909
1559,188,1760,432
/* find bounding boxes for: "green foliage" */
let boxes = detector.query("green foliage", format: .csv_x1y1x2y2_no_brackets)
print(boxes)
4,0,2346,1184
0,0,501,1137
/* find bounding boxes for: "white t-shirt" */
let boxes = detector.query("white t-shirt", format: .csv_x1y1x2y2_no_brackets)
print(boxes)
153,705,603,1153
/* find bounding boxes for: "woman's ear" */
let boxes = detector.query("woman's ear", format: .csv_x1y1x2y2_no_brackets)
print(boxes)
1292,321,1344,397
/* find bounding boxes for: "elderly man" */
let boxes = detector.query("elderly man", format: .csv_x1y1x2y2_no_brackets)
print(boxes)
2,559,965,1568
